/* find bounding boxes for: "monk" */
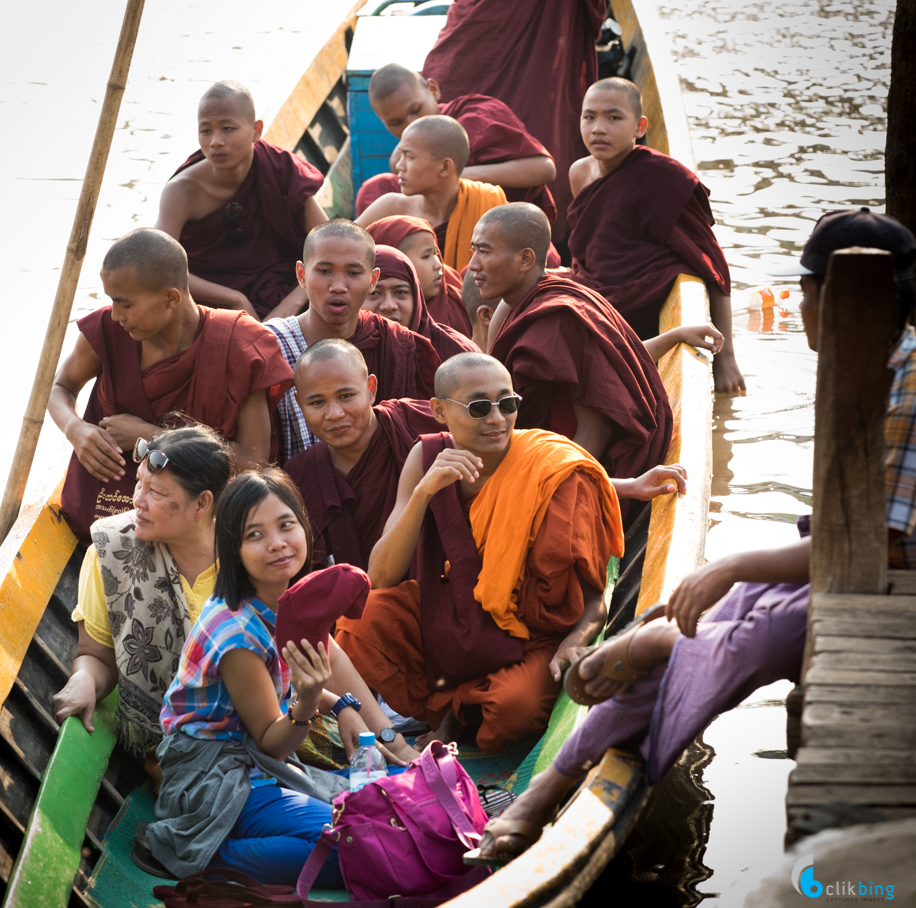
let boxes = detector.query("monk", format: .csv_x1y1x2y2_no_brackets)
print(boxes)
461,268,494,354
284,339,441,570
154,81,327,322
473,203,673,515
336,352,625,753
568,77,744,393
49,228,294,543
358,64,556,226
365,215,471,337
265,219,440,462
355,116,506,272
364,246,478,359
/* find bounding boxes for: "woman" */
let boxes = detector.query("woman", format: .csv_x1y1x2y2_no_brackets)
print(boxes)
365,215,472,337
364,245,478,360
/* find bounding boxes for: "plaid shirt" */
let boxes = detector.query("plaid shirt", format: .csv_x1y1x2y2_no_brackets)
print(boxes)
887,326,916,568
264,316,316,459
160,596,289,741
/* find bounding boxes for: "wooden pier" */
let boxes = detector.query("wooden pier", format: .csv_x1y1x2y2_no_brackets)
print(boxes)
787,249,916,841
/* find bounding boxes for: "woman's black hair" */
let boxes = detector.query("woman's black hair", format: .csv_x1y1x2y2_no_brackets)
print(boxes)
212,467,314,611
147,425,232,509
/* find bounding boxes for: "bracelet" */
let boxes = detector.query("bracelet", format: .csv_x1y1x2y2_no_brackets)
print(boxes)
288,707,320,727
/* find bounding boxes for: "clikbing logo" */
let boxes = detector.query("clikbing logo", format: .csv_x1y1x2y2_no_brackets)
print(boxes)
790,854,895,900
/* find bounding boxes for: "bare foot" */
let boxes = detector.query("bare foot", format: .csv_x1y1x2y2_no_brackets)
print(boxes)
416,708,463,749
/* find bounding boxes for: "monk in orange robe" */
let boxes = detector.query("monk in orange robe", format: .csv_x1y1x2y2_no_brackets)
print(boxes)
335,353,624,753
355,116,506,272
49,228,294,542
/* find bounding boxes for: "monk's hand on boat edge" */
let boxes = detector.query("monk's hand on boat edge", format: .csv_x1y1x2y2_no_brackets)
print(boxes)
614,464,687,501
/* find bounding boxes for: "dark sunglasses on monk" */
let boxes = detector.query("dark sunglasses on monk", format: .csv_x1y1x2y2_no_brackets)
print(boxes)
133,438,196,478
440,394,523,419
223,201,247,246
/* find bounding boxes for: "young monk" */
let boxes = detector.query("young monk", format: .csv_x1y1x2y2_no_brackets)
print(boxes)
364,246,478,359
355,116,506,272
365,215,471,336
461,268,494,353
568,77,744,393
155,81,327,321
284,339,441,570
265,220,440,462
49,228,294,543
358,64,557,226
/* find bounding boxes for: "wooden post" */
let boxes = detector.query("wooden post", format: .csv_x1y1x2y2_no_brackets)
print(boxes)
0,0,146,541
886,0,916,235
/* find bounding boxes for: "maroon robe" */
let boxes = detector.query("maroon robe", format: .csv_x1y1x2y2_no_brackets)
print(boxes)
374,246,478,360
421,0,606,242
568,145,731,340
489,273,672,493
61,305,294,543
172,140,323,320
285,399,440,570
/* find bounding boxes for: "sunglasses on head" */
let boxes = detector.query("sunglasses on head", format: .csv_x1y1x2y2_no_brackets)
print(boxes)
223,202,247,246
440,394,522,419
133,438,196,478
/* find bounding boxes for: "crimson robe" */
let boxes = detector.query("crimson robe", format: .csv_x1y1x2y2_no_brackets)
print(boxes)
60,306,294,543
374,246,478,360
421,0,606,242
171,140,323,320
568,145,731,340
365,216,471,336
489,273,672,492
284,399,440,570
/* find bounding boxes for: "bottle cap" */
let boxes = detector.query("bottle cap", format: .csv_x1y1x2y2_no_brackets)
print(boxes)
358,732,376,747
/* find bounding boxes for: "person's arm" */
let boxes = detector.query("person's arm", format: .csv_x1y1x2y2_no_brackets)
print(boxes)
354,194,410,228
708,285,745,393
568,157,591,200
548,569,607,681
571,403,613,462
51,623,118,733
462,156,557,189
229,389,271,470
98,414,162,457
612,464,687,500
643,323,724,362
486,300,511,351
221,638,330,761
367,443,483,588
48,334,126,481
263,285,309,322
303,196,328,234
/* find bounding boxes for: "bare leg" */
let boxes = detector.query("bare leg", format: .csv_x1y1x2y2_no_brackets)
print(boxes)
416,708,464,749
708,285,745,393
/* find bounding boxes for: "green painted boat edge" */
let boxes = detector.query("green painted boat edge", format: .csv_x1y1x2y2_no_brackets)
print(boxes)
2,692,119,908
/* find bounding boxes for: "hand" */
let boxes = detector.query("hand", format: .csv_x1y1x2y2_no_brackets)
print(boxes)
622,464,688,501
549,641,590,682
51,672,97,733
264,286,308,321
665,558,737,637
713,349,746,394
98,414,158,452
336,704,370,760
282,640,332,712
678,323,724,354
416,449,484,498
69,421,126,481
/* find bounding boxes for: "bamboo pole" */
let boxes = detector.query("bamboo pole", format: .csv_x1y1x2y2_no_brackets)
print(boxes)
0,0,146,541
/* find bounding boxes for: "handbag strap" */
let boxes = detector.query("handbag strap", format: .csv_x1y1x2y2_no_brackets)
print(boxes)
419,743,480,849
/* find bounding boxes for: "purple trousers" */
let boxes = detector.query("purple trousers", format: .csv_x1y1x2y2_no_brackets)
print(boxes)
554,581,809,784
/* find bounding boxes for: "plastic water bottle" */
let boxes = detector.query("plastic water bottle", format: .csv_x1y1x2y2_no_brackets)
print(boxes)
349,731,387,791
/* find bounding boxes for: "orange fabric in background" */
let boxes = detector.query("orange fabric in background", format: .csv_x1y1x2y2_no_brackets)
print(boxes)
442,179,507,271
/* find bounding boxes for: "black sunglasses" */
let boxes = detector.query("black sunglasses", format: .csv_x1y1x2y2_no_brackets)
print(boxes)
440,394,522,419
133,438,197,478
223,202,247,246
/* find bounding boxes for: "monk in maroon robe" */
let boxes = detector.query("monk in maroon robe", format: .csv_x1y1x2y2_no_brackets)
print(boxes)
365,215,471,336
283,339,440,569
364,246,478,360
421,0,606,243
155,81,327,322
49,229,293,542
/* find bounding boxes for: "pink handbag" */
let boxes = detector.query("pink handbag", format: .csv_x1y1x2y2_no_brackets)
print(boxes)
297,740,491,905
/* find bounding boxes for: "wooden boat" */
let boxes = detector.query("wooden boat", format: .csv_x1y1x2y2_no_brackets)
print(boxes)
0,1,712,905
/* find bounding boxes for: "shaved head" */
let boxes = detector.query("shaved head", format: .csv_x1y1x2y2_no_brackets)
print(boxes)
402,116,469,174
476,203,551,269
199,80,257,123
434,352,510,399
302,219,376,268
369,63,425,103
102,228,189,292
295,337,369,382
587,77,642,120
461,268,486,325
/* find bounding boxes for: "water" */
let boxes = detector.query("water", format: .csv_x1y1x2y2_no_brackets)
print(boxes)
0,0,893,904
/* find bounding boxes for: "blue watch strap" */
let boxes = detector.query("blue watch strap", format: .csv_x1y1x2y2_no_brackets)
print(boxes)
331,693,361,719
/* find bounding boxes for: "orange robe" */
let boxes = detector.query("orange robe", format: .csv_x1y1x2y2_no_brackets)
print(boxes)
443,179,507,271
336,429,623,753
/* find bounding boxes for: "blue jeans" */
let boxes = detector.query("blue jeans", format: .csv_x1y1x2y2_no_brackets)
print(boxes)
209,784,342,888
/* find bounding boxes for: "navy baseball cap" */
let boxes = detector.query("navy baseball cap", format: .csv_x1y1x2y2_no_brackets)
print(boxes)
769,208,916,277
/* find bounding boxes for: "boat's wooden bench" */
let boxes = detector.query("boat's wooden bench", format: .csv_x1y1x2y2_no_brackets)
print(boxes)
786,249,916,842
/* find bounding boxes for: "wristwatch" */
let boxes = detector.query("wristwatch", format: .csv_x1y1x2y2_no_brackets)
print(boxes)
330,693,361,719
378,726,397,744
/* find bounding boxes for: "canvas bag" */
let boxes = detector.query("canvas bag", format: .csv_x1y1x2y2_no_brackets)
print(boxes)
297,740,491,904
